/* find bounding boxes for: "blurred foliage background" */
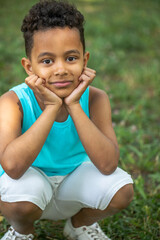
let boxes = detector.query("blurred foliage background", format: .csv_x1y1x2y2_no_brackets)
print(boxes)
0,0,160,239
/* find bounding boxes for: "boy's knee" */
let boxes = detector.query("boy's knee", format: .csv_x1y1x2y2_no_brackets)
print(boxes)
13,202,41,217
126,183,134,201
109,184,134,210
122,184,134,205
1,201,42,221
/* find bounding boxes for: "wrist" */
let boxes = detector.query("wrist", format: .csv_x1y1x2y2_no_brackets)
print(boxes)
66,102,81,114
44,98,62,109
44,103,62,112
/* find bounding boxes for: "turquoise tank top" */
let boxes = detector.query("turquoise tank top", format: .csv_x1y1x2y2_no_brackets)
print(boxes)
0,83,90,177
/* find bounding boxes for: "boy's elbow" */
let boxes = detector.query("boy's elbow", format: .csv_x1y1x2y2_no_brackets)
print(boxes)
1,160,23,180
99,153,119,175
100,162,118,175
6,167,23,180
6,169,23,180
7,171,22,180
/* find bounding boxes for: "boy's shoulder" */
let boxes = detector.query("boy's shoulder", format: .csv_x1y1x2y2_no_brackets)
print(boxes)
0,83,28,106
0,91,18,102
89,86,113,126
0,90,19,104
89,86,111,118
0,90,23,117
89,86,109,106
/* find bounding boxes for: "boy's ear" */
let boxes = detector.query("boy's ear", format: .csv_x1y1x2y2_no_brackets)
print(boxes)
83,51,90,68
21,57,33,76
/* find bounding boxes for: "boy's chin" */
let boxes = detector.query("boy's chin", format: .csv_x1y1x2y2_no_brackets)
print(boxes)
54,89,73,99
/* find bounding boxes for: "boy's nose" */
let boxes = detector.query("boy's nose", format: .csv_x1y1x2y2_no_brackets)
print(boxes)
54,62,68,76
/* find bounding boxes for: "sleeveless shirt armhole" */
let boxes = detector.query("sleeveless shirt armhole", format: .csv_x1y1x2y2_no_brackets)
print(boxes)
9,83,31,132
88,86,90,118
10,90,24,127
85,86,90,118
9,83,26,112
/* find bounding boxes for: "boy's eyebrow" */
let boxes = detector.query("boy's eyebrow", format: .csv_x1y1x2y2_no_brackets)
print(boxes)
65,50,80,55
37,50,80,59
37,52,55,59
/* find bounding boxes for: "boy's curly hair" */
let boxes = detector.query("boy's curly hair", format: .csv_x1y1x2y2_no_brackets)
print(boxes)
21,0,85,59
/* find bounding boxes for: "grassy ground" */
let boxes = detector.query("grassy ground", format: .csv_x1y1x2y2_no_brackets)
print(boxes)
0,0,160,239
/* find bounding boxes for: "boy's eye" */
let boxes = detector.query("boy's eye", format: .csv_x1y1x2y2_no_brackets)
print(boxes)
66,56,77,62
42,59,53,64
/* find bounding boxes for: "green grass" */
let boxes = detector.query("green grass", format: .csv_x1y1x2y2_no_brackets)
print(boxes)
0,0,160,239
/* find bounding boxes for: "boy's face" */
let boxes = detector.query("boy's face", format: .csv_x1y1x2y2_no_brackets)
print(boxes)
22,27,89,98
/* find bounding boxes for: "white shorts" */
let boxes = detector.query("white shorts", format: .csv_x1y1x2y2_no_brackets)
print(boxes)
0,162,133,221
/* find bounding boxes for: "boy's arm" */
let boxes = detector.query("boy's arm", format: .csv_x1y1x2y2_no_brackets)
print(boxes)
0,81,62,179
65,86,119,175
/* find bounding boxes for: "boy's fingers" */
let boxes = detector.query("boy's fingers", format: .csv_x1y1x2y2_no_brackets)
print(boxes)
25,75,38,88
35,78,46,92
25,74,37,82
83,69,96,77
35,77,43,86
79,70,95,83
83,67,96,75
25,75,46,93
79,75,91,82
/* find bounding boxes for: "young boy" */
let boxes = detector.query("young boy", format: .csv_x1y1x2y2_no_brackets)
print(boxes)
0,1,134,239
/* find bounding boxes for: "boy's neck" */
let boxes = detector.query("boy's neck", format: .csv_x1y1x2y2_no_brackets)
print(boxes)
35,95,68,122
55,105,69,122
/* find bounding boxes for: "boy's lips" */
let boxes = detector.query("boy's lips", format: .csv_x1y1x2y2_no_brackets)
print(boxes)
50,81,72,88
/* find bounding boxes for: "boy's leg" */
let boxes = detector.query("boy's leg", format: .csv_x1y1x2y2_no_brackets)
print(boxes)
41,162,134,223
57,162,133,240
0,200,42,234
41,161,133,239
0,167,53,235
51,161,133,228
71,183,133,228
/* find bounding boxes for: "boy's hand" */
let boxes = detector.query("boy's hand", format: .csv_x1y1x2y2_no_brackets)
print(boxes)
25,74,62,108
64,67,96,108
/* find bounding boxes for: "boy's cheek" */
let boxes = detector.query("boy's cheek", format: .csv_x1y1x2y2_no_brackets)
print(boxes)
33,68,49,80
74,65,84,78
77,68,84,80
